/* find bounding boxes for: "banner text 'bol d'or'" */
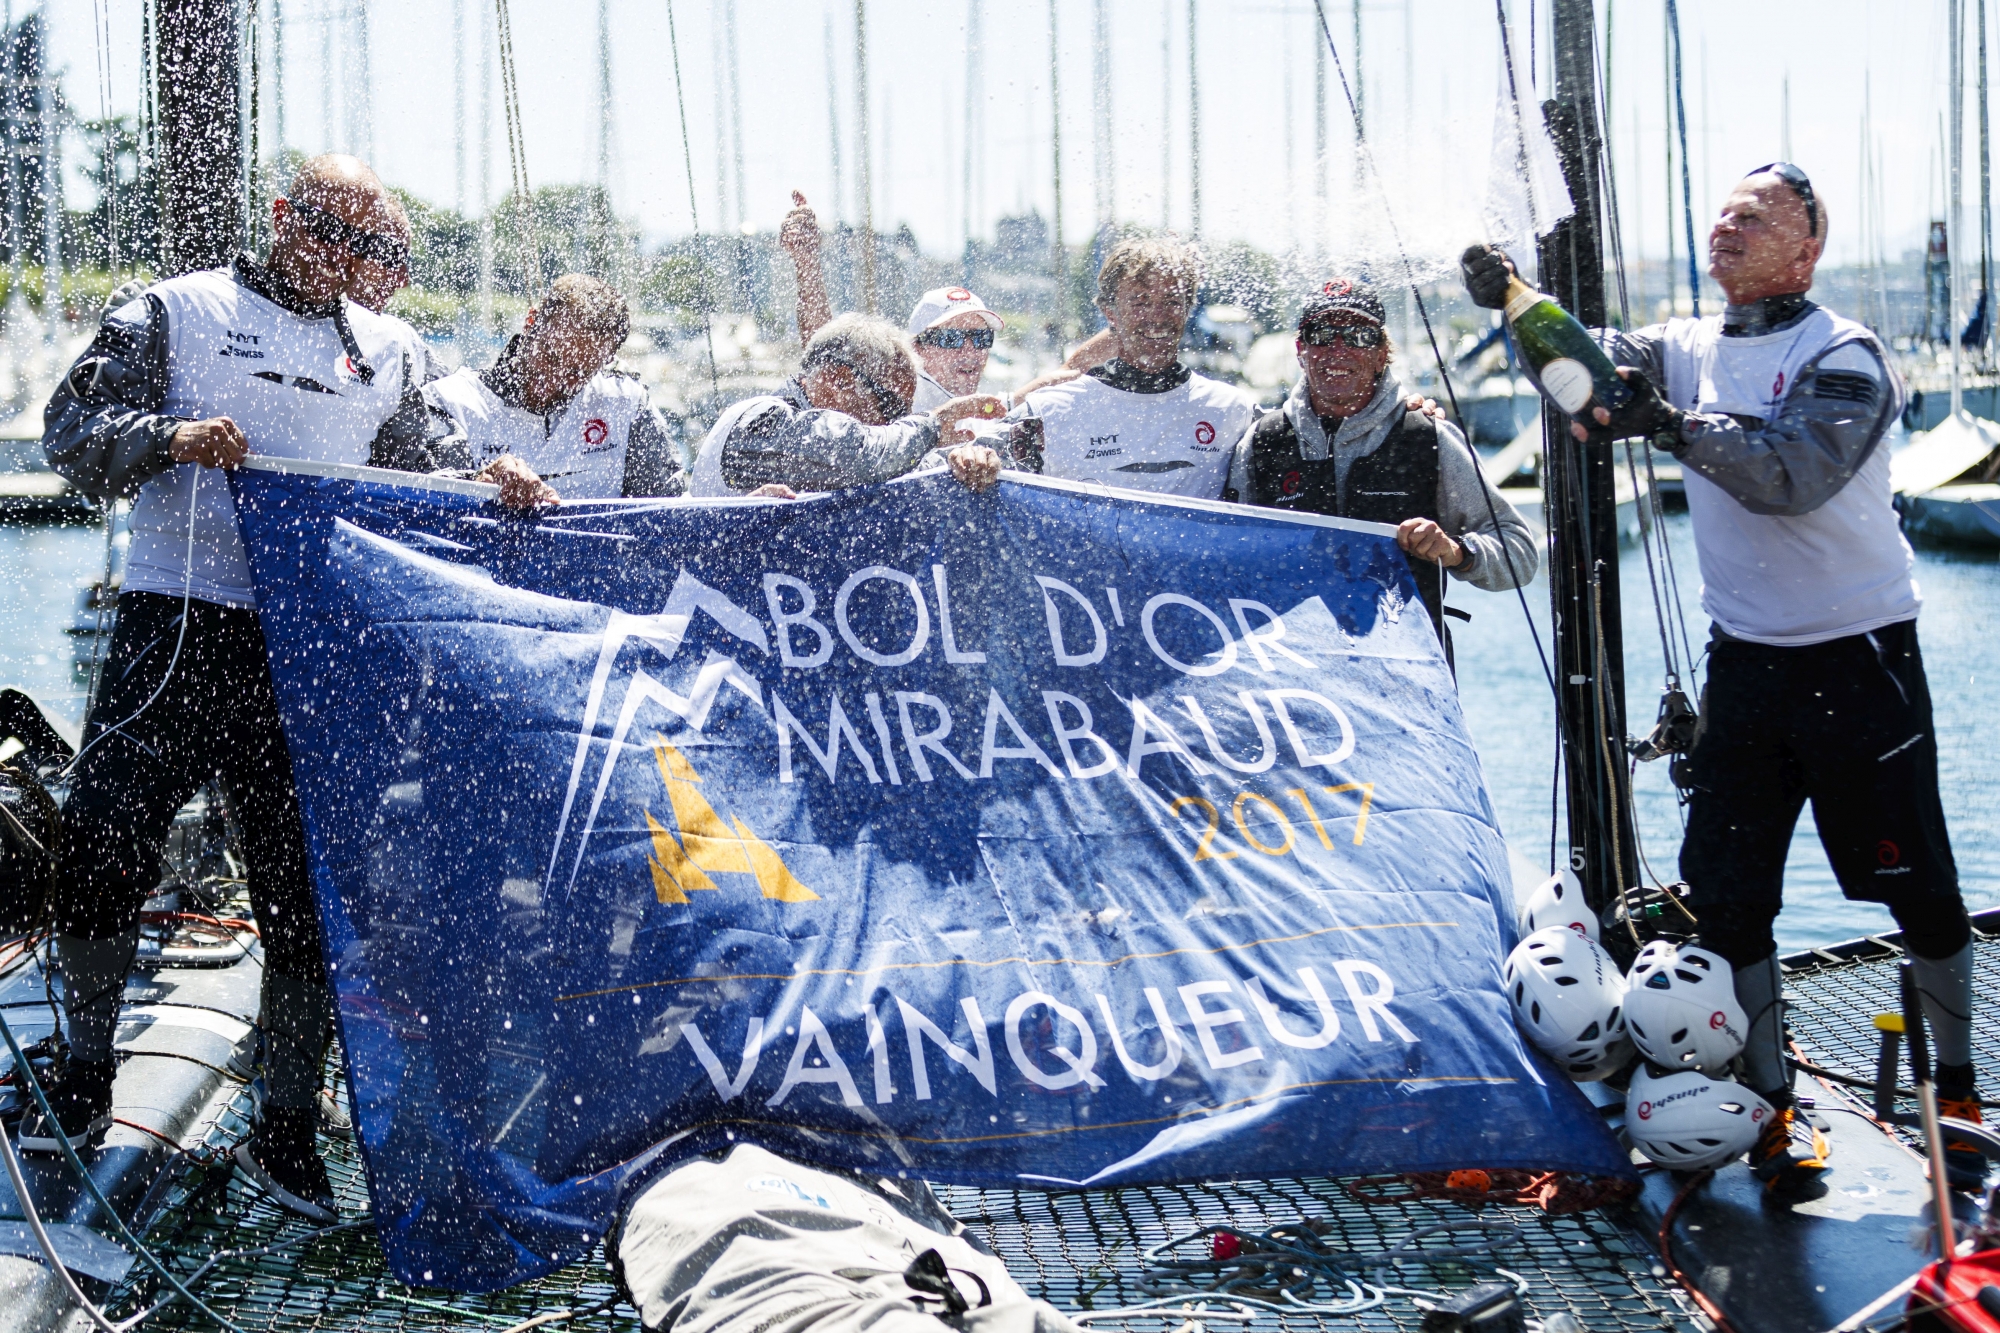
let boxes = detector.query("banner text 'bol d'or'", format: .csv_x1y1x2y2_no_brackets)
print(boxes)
230,467,1630,1293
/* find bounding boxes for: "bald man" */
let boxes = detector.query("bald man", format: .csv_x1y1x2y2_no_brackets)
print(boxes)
1465,166,1974,1196
32,154,523,1221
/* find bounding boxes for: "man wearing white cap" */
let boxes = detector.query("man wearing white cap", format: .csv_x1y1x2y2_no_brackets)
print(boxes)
782,192,1022,413
905,285,1004,411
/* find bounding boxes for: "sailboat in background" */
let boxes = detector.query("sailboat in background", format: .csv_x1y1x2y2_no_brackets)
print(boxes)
1894,0,2000,545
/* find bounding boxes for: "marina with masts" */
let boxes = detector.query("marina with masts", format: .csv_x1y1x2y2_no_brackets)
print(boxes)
0,4,1996,1333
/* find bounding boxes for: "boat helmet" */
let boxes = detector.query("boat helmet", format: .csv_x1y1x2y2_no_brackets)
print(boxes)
1622,939,1748,1075
1517,867,1598,943
1624,1066,1772,1170
1502,926,1632,1081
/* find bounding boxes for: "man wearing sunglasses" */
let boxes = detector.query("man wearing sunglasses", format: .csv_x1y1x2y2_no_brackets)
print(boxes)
30,153,549,1227
1225,279,1536,642
1465,164,1973,1196
689,312,1006,497
422,273,681,501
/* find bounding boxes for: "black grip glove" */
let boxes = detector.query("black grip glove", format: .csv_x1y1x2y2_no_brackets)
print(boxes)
1460,244,1516,310
1605,368,1685,444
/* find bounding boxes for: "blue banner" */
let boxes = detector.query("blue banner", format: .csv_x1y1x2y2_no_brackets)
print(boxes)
231,465,1631,1293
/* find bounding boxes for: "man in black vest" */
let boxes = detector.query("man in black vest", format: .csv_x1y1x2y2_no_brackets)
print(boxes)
1226,279,1537,639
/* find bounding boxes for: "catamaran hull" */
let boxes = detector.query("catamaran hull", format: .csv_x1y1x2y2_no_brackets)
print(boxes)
1899,484,2000,548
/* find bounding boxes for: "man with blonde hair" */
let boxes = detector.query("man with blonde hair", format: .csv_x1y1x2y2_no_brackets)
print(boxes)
1002,236,1254,498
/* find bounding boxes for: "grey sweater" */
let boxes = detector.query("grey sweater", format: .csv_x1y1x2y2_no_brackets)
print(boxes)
1226,371,1540,592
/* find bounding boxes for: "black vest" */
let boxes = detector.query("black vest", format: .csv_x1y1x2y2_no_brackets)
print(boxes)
1240,406,1445,633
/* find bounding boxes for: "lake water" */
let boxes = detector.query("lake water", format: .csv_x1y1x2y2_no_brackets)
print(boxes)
1,494,1992,952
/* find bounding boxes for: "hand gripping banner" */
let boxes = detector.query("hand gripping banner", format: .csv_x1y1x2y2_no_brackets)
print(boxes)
231,464,1631,1292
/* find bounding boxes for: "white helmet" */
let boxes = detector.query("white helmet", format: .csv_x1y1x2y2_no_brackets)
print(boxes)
1623,940,1747,1075
1624,1066,1772,1170
1502,927,1632,1081
1517,868,1598,942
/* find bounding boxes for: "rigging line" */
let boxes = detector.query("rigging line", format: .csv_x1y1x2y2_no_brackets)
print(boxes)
663,0,720,401
0,1010,247,1332
1589,12,1631,331
493,0,540,296
90,0,117,280
1545,394,1623,855
86,0,121,718
1309,0,1560,712
247,0,261,254
1494,3,1539,239
1622,438,1680,686
1664,0,1700,316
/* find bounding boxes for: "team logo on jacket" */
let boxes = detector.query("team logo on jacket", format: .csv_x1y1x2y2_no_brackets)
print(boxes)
945,287,973,301
1281,470,1304,496
1194,421,1216,445
581,417,611,450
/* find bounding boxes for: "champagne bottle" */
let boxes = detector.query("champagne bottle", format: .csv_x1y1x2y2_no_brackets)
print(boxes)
1500,274,1634,418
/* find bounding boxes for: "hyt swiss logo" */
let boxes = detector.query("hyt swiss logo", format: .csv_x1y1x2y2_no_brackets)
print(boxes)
582,417,610,449
1194,421,1216,445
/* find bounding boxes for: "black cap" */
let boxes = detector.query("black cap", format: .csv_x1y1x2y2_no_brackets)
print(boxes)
1299,276,1387,330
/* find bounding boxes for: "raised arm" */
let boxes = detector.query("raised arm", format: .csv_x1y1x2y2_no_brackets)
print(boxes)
780,190,834,346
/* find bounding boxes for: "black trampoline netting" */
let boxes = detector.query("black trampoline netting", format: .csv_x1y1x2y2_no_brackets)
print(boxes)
103,1070,1701,1333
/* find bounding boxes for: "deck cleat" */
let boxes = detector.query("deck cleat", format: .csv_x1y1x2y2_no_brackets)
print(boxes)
15,1057,115,1155
1748,1102,1831,1193
234,1105,338,1223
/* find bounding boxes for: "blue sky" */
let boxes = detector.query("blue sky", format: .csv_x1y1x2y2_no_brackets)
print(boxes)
45,0,1971,273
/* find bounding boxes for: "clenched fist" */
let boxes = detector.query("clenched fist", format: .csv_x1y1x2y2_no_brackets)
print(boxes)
1396,516,1464,568
170,417,249,469
475,454,561,509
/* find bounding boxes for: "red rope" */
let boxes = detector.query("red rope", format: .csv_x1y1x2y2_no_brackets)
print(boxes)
1658,1168,1736,1333
1343,1169,1639,1215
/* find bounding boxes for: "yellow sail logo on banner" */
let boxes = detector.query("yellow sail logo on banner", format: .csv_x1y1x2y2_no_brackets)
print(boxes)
643,737,818,905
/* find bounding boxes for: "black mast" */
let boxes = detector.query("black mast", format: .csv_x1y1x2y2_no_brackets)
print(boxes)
1536,0,1637,935
155,0,243,275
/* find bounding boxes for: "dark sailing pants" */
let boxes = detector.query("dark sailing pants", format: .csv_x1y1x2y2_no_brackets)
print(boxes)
1680,618,1967,966
57,591,324,981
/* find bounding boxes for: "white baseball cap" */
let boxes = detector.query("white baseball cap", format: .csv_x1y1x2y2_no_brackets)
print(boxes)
907,286,1005,338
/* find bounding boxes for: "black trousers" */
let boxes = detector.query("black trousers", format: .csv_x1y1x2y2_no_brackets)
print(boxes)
57,591,324,980
1680,618,1967,966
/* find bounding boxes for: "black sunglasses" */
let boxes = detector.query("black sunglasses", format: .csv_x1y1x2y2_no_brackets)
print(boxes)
1299,322,1385,349
1747,161,1820,238
915,327,995,350
285,197,411,269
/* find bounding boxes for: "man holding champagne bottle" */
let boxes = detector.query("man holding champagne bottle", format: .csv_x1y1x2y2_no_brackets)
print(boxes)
1461,165,1976,1196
